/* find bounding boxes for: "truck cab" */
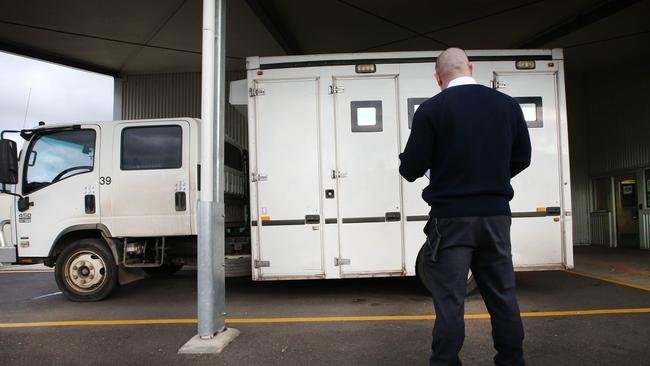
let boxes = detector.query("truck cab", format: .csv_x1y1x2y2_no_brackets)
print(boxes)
0,118,201,301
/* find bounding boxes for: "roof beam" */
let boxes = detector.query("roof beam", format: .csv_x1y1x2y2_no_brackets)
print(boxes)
244,0,301,55
0,40,120,77
519,0,642,48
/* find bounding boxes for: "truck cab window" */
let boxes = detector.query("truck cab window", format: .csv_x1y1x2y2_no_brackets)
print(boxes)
24,130,96,195
121,125,182,170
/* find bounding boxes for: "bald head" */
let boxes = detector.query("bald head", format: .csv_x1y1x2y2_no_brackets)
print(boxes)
435,47,473,90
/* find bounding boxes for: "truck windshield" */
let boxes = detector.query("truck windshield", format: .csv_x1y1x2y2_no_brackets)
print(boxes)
23,129,96,194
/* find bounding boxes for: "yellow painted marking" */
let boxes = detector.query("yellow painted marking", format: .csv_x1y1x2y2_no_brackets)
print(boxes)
1,308,650,329
0,319,197,328
0,270,53,274
226,315,436,323
564,269,650,292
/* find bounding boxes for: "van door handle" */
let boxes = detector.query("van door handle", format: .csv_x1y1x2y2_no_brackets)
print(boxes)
385,212,401,222
84,194,96,214
305,215,320,224
175,192,186,211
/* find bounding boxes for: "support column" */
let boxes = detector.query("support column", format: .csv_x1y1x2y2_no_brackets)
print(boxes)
179,0,239,353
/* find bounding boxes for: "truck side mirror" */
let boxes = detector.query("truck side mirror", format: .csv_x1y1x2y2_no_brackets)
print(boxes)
0,139,18,185
17,196,31,212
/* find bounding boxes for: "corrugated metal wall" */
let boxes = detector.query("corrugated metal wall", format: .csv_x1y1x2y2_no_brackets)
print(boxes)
568,68,650,246
589,212,613,246
120,71,248,148
566,74,591,245
582,69,650,176
641,211,650,249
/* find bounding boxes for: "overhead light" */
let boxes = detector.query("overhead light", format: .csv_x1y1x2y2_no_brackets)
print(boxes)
355,64,376,73
515,60,536,70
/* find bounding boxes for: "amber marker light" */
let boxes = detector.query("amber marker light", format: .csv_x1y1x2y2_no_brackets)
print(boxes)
515,60,536,70
355,64,376,73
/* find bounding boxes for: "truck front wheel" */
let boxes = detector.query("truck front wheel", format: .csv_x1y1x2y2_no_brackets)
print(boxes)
54,239,118,302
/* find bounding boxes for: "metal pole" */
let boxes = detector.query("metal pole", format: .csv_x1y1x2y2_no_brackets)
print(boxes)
197,0,226,338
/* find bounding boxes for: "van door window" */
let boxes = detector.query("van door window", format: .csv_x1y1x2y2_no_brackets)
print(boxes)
351,101,383,132
513,96,543,128
407,97,428,129
121,125,182,170
23,129,96,194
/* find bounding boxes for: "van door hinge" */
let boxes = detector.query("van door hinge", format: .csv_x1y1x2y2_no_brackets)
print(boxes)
328,85,345,94
249,88,265,97
334,257,351,266
490,80,506,89
251,173,268,182
254,260,270,268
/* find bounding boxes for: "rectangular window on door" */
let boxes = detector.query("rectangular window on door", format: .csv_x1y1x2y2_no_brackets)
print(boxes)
121,125,182,170
408,97,428,129
514,96,543,128
592,177,611,212
351,100,383,132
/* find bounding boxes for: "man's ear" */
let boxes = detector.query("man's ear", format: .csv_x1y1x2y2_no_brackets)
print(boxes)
435,73,442,88
468,63,474,75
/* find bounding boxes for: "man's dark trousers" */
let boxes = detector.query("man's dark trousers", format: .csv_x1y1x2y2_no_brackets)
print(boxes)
422,216,525,366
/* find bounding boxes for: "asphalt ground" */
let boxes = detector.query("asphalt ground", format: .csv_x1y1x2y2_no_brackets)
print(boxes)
0,265,649,365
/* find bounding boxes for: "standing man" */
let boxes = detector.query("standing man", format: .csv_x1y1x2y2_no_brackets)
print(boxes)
399,48,531,366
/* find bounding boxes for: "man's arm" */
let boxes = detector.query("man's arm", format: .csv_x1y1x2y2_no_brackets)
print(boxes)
510,104,532,178
399,107,434,182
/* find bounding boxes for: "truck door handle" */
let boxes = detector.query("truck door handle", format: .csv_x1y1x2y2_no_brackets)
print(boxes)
84,194,96,214
175,192,187,211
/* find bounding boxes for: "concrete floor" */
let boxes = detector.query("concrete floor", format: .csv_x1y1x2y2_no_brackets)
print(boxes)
0,246,649,366
573,245,650,289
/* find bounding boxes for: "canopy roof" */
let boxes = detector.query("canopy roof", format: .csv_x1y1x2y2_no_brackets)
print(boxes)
0,0,647,76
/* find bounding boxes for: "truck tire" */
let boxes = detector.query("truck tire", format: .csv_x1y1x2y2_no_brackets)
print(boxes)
416,245,477,295
54,238,118,302
142,263,183,278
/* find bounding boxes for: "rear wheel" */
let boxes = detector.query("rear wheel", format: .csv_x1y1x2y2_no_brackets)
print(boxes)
143,263,183,278
54,239,118,302
416,245,477,295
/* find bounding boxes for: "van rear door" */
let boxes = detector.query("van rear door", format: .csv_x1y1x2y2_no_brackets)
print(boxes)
494,72,565,268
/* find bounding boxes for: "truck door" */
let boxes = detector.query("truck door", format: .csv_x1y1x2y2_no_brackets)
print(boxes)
105,121,191,237
252,78,324,278
16,126,100,258
494,72,564,267
332,76,403,275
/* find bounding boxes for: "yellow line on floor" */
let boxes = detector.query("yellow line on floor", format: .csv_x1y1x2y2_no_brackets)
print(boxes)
0,270,53,274
1,308,650,329
563,269,650,292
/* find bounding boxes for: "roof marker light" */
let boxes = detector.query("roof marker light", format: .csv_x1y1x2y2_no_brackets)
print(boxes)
515,60,536,70
355,64,376,73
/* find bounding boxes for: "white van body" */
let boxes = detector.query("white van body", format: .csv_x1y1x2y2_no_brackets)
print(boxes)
241,49,573,280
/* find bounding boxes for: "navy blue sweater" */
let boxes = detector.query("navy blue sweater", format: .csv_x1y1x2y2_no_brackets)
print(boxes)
399,84,531,218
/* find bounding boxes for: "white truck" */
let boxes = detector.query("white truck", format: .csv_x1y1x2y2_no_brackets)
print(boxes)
0,49,573,301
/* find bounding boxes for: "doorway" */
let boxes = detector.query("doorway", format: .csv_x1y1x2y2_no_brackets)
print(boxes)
615,174,640,248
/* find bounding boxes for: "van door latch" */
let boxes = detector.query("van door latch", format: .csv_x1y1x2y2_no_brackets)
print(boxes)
254,260,270,268
490,80,506,89
252,173,268,182
334,257,351,266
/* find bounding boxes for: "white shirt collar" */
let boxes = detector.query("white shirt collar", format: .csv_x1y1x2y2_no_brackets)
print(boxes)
447,76,478,88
